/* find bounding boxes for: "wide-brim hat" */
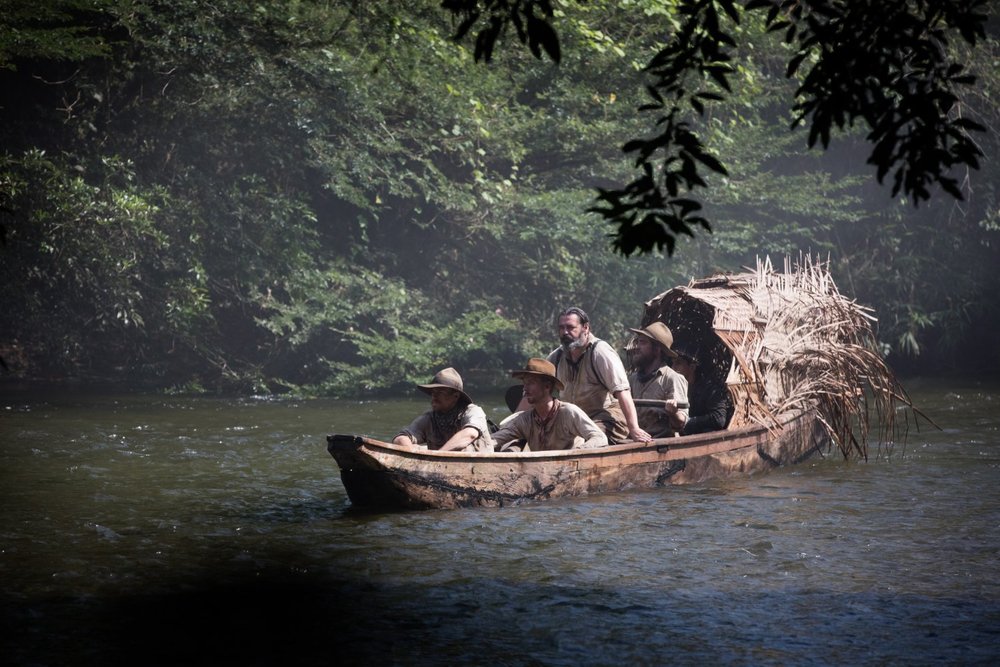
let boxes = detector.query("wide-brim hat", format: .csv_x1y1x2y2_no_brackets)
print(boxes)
628,321,678,358
510,358,564,391
417,367,472,403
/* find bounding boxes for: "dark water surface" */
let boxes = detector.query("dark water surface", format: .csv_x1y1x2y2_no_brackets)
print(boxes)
2,378,999,666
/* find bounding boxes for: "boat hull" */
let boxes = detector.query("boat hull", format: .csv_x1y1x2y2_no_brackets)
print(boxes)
326,410,827,510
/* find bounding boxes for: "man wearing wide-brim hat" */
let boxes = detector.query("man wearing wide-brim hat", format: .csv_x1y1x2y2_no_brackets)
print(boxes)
627,322,689,437
393,367,494,452
490,358,608,452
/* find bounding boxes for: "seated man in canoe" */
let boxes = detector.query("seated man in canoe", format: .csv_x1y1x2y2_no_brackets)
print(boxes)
546,307,652,444
393,367,495,452
491,358,608,452
627,322,689,437
671,344,734,435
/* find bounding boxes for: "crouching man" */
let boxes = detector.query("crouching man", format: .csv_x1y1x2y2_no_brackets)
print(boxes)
491,358,608,452
393,367,495,452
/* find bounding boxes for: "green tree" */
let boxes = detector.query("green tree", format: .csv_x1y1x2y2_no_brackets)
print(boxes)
443,0,991,255
2,0,998,392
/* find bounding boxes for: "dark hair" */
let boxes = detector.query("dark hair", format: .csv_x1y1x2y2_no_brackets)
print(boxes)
558,306,590,326
673,344,700,365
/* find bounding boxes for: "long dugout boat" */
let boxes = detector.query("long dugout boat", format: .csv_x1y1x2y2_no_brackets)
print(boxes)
326,256,914,510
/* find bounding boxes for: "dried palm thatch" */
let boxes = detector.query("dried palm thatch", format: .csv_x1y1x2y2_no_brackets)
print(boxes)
640,255,917,460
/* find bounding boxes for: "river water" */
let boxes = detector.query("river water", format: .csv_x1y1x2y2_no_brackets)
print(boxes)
2,377,998,666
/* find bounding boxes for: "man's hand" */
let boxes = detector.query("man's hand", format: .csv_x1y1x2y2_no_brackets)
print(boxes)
629,426,653,443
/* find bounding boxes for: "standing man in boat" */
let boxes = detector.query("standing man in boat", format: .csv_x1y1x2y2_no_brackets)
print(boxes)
491,358,608,452
546,307,652,444
627,322,689,437
393,367,495,452
671,344,734,435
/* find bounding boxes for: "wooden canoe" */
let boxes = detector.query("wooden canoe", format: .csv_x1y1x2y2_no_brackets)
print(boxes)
326,409,827,510
326,258,916,510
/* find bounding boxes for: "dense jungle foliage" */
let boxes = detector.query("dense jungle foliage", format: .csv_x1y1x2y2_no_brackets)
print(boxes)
2,1,999,396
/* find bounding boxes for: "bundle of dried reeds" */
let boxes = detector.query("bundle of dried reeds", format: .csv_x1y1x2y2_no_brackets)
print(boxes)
746,255,915,460
643,254,918,459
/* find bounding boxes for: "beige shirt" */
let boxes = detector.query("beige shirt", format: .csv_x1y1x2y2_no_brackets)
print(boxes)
396,403,495,452
629,365,689,436
490,400,608,452
547,338,630,416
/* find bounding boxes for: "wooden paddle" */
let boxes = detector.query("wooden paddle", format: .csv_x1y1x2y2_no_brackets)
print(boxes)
507,388,686,412
633,399,689,409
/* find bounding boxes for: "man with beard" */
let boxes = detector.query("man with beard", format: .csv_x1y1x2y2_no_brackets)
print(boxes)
490,358,607,452
393,367,495,452
545,307,652,444
627,322,689,437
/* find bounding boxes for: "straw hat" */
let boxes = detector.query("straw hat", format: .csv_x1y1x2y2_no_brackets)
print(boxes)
417,367,472,403
628,321,679,358
510,358,564,391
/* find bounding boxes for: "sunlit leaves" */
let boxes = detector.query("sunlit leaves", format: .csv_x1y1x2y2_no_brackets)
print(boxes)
5,0,997,388
444,0,990,256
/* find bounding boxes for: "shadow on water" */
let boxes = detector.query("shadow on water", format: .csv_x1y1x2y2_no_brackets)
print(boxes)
5,563,999,667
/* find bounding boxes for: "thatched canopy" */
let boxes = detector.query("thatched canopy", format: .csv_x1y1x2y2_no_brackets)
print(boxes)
639,256,915,460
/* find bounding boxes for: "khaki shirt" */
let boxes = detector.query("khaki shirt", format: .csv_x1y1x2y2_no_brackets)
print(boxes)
490,401,608,452
547,337,630,416
396,403,495,452
629,365,689,437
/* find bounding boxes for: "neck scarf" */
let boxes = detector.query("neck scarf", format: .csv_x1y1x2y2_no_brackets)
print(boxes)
431,404,464,440
532,399,561,449
635,367,660,384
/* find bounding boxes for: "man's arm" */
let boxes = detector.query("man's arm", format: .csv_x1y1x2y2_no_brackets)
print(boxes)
614,387,652,442
591,341,652,442
569,407,609,449
393,413,429,447
490,412,528,451
682,384,733,435
664,373,690,432
439,426,480,451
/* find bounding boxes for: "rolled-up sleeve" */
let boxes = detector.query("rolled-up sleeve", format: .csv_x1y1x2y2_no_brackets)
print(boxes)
396,412,431,443
592,341,631,394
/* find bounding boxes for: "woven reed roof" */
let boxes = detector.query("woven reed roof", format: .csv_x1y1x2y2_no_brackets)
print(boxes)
639,256,914,460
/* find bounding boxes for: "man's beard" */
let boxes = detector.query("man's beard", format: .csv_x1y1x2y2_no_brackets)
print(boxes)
635,349,656,369
560,333,585,353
